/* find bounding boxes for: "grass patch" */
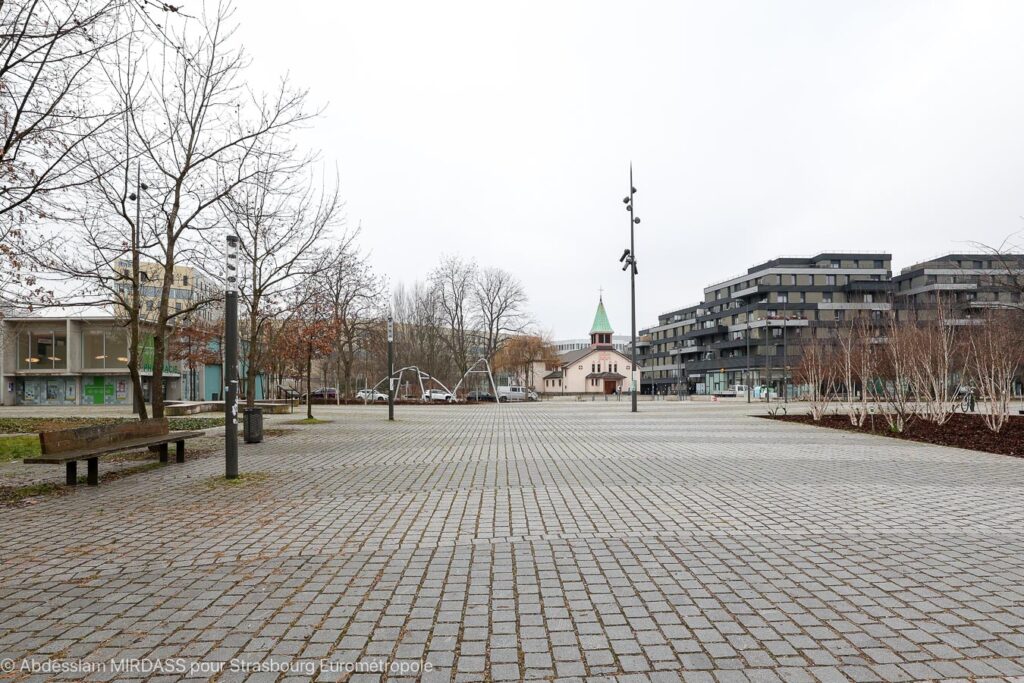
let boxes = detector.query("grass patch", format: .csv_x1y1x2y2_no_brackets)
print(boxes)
0,435,40,463
0,481,66,505
202,471,270,490
0,416,224,435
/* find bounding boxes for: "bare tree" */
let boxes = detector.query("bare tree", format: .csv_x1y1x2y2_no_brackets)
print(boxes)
473,266,528,361
835,317,878,427
875,312,916,433
323,237,387,400
222,140,340,408
968,309,1022,433
795,334,838,421
907,297,962,426
0,0,126,218
0,1,161,313
122,1,315,418
392,280,450,383
430,255,477,378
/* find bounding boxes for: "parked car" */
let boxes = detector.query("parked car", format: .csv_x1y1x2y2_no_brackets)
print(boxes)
497,386,536,402
422,388,454,402
301,387,338,401
355,389,388,402
465,390,496,402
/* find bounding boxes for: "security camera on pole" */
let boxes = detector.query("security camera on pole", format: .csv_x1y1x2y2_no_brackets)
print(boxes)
618,165,640,413
224,235,240,479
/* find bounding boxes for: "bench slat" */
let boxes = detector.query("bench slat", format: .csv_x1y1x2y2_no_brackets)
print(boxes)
39,418,171,455
25,431,204,464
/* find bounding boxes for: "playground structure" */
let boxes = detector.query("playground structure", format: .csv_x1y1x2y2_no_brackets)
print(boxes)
451,358,500,398
370,358,499,402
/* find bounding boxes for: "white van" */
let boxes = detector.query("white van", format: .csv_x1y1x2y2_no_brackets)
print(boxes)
497,386,537,402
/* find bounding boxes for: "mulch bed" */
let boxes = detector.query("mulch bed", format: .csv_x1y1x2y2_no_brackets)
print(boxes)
766,412,1024,457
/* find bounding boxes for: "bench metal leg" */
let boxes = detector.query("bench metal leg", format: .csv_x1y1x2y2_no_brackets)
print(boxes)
158,443,168,463
87,458,99,486
66,461,77,486
175,440,185,463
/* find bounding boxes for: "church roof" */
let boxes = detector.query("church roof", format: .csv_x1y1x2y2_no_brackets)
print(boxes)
590,298,614,335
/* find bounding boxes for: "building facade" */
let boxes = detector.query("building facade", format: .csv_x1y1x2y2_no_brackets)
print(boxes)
0,310,184,406
894,253,1024,321
639,253,893,396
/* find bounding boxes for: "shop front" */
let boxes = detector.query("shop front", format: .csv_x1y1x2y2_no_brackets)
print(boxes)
15,376,79,406
80,375,131,405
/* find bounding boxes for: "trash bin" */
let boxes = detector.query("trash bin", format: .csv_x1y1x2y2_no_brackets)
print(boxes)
243,407,263,443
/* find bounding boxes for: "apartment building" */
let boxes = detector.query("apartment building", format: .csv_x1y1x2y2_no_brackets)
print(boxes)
115,261,219,323
894,253,1024,321
638,253,892,396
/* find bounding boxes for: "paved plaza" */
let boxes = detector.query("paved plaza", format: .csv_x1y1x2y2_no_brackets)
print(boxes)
0,402,1023,682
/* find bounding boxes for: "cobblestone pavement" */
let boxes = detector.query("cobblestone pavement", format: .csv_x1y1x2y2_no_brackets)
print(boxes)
0,402,1023,683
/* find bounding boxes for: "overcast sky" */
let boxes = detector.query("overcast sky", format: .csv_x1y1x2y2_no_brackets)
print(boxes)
235,0,1024,338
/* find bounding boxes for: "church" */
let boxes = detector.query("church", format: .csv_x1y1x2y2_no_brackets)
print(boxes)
540,298,635,395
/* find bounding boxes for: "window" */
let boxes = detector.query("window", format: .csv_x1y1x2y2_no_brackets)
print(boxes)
864,294,873,303
826,275,836,286
777,293,788,303
822,293,832,303
874,260,883,269
830,260,840,268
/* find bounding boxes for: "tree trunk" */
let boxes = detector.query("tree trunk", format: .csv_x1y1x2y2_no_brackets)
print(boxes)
152,330,165,418
306,341,313,420
127,320,148,420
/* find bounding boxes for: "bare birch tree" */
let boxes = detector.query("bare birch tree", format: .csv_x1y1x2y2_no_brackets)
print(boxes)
968,310,1022,433
907,297,962,425
795,334,837,421
876,312,916,433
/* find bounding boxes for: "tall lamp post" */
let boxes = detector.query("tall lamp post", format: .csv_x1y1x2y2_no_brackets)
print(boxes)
745,319,752,403
387,314,394,421
224,235,240,479
128,165,148,414
619,165,640,413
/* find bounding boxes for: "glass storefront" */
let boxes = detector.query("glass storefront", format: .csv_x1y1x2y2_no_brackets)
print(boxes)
82,328,130,370
16,331,68,370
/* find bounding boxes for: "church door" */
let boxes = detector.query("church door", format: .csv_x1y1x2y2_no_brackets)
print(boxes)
603,380,616,394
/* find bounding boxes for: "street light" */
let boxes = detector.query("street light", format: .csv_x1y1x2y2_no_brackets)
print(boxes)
745,318,751,403
387,314,394,421
224,234,240,479
619,164,640,413
127,165,150,414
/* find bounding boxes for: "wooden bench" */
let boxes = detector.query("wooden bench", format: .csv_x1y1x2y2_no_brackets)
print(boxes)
24,418,205,487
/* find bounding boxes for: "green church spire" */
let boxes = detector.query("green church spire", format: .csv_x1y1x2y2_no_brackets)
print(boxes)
590,297,614,335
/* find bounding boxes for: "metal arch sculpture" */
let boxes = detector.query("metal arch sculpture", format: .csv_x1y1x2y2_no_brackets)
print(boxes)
371,366,453,401
451,357,500,400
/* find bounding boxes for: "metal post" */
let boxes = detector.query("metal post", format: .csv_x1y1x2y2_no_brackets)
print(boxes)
629,165,638,413
746,320,751,403
387,315,394,421
224,235,239,479
132,164,143,415
782,300,788,403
